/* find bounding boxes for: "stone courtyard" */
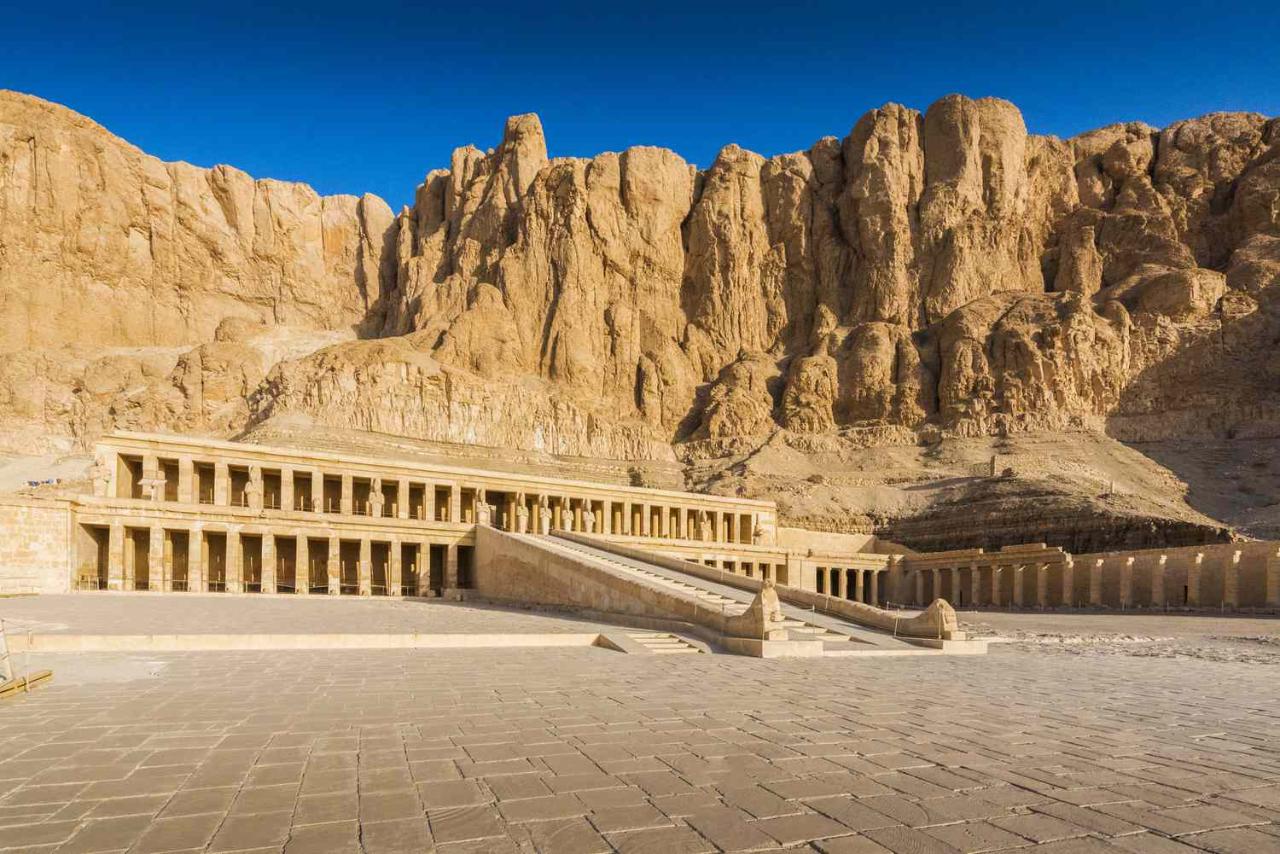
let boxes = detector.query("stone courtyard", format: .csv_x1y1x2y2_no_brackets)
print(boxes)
1,599,1278,853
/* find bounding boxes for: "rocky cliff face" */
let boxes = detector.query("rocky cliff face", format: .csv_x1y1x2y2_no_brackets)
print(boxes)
2,89,1278,546
366,97,1277,452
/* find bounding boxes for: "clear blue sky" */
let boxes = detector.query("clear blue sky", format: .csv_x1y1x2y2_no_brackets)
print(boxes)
5,0,1277,208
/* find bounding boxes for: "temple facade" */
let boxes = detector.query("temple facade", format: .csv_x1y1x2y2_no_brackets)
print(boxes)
3,431,1276,612
0,432,894,600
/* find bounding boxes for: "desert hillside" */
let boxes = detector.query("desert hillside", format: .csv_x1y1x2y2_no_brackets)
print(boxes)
2,89,1277,548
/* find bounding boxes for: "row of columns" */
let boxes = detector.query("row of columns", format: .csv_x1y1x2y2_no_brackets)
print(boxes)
817,566,884,607
908,546,1280,609
484,491,758,545
99,522,457,597
908,562,1064,608
118,454,465,522
113,454,762,546
705,557,788,586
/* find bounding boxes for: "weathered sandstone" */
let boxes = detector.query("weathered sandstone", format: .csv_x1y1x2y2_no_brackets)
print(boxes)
2,89,1277,547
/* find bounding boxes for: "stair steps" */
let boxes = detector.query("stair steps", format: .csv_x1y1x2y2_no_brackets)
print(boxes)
627,632,702,654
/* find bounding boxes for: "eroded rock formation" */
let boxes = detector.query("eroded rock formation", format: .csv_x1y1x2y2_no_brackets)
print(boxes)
2,88,1278,543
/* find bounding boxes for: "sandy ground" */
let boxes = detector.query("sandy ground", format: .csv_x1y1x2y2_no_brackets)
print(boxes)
962,609,1280,666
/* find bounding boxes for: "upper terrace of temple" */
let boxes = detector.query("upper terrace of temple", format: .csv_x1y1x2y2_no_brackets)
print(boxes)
91,432,775,545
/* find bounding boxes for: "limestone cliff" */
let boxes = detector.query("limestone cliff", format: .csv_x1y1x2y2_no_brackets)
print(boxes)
2,89,1278,548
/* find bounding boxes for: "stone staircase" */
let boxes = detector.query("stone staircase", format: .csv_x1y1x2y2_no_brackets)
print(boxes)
626,632,703,654
536,535,858,648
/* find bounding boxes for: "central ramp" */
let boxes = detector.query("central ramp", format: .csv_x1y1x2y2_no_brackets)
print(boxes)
536,535,920,653
471,527,979,657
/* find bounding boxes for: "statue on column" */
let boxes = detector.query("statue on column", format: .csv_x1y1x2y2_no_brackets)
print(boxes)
475,487,491,526
561,497,575,531
581,506,596,534
538,495,552,535
515,494,530,533
142,473,166,501
244,468,263,510
697,509,711,542
369,478,385,517
89,454,112,497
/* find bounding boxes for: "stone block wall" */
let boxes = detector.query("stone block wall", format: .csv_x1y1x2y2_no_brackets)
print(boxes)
0,499,72,594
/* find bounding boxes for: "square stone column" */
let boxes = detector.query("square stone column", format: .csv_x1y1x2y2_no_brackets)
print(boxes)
1089,559,1104,606
1223,549,1241,608
294,534,308,595
728,513,739,545
340,475,353,515
327,537,340,595
639,503,650,537
449,486,461,525
226,530,242,593
414,540,429,592
311,471,324,514
397,480,410,520
1012,565,1025,608
188,528,204,592
122,530,136,591
389,540,402,596
280,468,294,513
142,454,160,502
178,457,195,504
868,570,879,608
161,530,175,593
358,539,372,597
1187,553,1203,606
423,484,436,522
914,570,925,606
214,462,230,506
1119,557,1134,608
854,569,865,603
951,567,962,604
247,466,263,512
970,563,981,608
149,526,165,592
989,566,1002,607
1061,558,1075,607
445,543,459,591
262,534,276,594
1035,563,1049,608
1150,555,1167,608
837,568,848,600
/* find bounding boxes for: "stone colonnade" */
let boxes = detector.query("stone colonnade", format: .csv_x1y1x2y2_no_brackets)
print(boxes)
900,544,1280,610
86,522,456,598
107,450,764,548
813,565,887,607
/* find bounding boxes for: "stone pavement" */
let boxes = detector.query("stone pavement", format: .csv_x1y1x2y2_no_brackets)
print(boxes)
0,595,620,636
1,635,1278,852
